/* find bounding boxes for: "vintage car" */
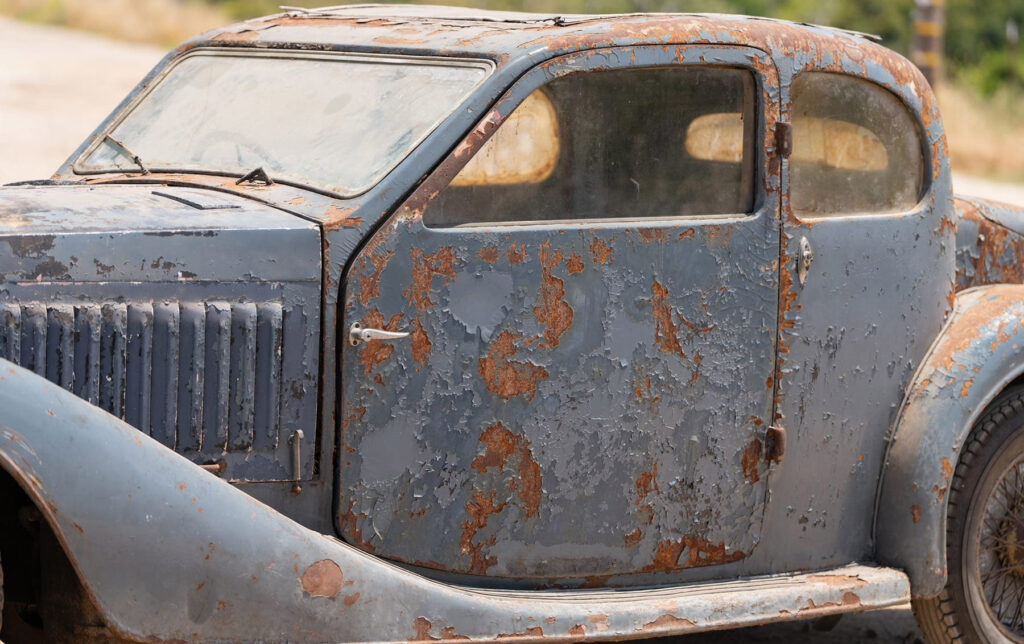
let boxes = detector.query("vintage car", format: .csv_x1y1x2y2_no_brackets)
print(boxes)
1,3,1023,642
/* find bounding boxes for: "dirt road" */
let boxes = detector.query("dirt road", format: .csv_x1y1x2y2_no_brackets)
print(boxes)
0,14,1014,644
0,17,162,184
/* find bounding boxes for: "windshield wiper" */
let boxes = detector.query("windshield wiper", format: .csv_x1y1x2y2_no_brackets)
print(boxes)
235,167,274,186
102,134,149,175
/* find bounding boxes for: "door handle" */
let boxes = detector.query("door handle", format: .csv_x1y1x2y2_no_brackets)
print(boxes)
348,322,410,347
798,236,814,286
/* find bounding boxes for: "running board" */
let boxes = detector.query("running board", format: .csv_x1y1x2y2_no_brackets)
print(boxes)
419,564,910,641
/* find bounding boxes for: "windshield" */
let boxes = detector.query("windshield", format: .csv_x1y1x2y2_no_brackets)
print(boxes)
75,51,493,196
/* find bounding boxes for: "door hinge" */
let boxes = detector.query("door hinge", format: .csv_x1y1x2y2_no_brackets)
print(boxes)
766,425,786,464
775,121,793,159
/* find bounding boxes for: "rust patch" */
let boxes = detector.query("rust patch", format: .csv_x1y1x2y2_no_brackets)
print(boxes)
581,574,611,588
678,228,695,241
533,241,573,348
287,196,306,206
357,249,395,307
299,559,343,599
808,574,868,588
357,309,403,374
640,614,697,631
644,536,745,571
589,237,613,264
324,204,361,231
343,592,360,606
410,317,432,366
942,457,953,480
565,252,584,274
568,625,585,636
413,617,438,641
404,247,457,364
477,330,549,400
651,280,685,358
635,464,659,500
441,626,471,640
910,504,922,524
638,228,668,243
459,489,507,575
497,627,543,638
212,30,260,43
800,592,862,614
340,501,376,553
741,437,763,484
624,527,643,546
508,242,527,265
405,247,457,311
373,35,430,45
471,422,543,517
478,246,500,264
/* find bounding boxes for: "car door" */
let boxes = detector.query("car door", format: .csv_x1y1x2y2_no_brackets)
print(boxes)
767,70,951,562
338,45,782,582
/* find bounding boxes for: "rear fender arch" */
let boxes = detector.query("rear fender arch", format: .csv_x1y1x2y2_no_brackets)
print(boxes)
876,285,1024,597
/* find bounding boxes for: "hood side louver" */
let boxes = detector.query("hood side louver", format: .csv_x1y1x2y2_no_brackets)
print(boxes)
0,299,310,481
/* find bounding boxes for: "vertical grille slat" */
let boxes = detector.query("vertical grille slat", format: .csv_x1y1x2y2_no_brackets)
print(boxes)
0,304,20,366
22,304,46,376
254,303,284,451
229,303,257,451
73,305,102,405
99,303,127,417
125,303,153,435
45,305,74,390
204,302,231,453
150,302,180,449
0,297,305,480
177,303,206,454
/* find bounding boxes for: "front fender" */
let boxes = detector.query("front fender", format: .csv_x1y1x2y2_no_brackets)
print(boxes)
876,285,1024,597
2,357,874,642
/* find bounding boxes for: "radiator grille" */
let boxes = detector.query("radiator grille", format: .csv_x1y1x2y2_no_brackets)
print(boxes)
0,300,293,465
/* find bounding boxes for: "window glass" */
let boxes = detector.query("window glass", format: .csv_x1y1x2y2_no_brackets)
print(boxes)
790,73,925,215
76,52,491,196
424,66,756,227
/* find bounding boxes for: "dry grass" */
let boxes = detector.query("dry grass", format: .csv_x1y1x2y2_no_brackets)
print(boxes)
0,0,228,45
935,83,1024,182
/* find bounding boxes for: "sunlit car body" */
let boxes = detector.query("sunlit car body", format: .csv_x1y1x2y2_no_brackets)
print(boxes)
0,5,1022,642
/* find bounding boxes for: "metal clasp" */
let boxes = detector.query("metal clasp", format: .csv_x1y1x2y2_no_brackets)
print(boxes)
348,322,410,347
289,429,304,495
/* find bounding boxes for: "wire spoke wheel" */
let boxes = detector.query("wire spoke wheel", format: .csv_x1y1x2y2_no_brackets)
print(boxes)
913,387,1024,643
976,457,1024,639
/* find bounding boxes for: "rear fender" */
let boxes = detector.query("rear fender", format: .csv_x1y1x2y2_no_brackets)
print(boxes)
876,285,1024,597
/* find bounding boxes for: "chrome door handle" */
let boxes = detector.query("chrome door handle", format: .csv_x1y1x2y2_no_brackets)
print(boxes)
348,322,410,347
798,236,814,286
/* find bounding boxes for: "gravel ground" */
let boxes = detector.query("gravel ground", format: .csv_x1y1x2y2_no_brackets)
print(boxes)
6,14,1024,643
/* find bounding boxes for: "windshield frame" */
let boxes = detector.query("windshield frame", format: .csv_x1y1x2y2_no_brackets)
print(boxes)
71,48,496,198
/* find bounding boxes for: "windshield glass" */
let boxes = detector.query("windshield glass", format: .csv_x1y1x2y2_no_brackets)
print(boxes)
75,51,492,196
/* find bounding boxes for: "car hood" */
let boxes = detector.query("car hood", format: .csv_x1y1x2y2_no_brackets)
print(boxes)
0,183,320,283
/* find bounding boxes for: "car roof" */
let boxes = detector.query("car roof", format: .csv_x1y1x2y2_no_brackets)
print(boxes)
205,5,896,75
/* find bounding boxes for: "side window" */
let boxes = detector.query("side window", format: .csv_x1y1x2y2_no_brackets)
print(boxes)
790,72,926,216
424,66,757,227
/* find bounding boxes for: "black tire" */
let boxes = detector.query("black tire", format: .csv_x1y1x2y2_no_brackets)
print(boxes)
913,386,1024,643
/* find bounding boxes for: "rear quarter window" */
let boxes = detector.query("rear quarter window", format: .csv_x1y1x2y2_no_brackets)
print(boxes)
790,72,926,216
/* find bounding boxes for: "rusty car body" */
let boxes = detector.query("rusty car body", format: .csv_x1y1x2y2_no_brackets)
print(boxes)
1,4,1023,642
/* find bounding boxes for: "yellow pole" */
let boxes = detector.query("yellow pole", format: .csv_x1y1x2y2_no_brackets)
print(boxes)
913,0,945,85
